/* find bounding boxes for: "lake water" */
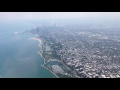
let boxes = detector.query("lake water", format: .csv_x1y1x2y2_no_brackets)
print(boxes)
0,21,56,78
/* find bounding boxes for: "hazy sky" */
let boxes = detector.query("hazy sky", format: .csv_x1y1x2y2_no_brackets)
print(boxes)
0,12,120,21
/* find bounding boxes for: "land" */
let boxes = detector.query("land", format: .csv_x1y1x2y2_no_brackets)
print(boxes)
24,20,120,78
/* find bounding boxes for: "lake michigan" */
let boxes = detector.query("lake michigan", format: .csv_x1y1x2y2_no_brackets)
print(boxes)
0,21,56,78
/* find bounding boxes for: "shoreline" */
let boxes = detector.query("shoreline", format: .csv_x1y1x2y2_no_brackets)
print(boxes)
29,37,59,78
38,52,46,64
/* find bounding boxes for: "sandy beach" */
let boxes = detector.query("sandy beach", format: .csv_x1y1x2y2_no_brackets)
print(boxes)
28,38,42,44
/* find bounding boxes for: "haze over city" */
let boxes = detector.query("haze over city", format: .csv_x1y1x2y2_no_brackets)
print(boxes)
0,12,120,21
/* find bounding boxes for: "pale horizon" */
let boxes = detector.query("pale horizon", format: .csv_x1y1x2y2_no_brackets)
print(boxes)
0,12,120,21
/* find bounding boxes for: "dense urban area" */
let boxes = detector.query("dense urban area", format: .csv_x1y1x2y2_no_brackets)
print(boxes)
23,20,120,78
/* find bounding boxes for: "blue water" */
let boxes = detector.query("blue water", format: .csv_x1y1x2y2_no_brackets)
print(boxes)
0,21,56,78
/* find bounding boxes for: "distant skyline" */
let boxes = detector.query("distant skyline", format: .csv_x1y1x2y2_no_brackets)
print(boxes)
0,12,120,21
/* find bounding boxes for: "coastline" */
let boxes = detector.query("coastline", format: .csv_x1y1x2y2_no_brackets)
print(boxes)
29,37,59,78
38,52,46,64
29,37,79,78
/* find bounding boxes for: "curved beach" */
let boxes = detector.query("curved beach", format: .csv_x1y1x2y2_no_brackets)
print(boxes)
29,37,58,78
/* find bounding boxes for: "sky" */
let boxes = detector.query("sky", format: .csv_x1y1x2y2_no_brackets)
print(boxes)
0,12,120,21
